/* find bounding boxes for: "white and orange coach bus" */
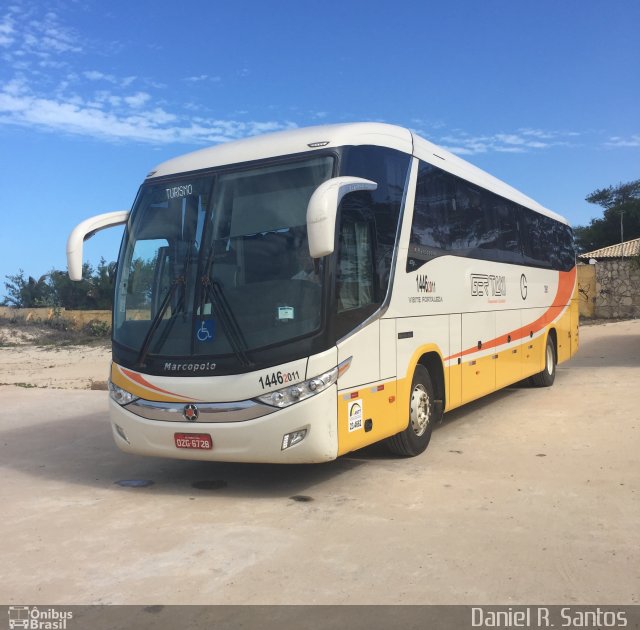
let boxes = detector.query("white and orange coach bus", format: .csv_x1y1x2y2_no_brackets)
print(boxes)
67,123,578,463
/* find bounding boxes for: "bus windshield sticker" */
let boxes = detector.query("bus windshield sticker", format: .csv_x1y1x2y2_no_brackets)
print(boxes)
196,318,215,342
278,306,294,320
166,184,193,199
348,400,363,432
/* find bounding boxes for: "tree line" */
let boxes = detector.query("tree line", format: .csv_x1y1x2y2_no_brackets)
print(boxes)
574,179,640,253
2,179,639,309
2,259,116,310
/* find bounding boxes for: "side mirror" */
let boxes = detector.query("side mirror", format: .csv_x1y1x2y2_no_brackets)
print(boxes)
67,210,129,281
306,177,377,258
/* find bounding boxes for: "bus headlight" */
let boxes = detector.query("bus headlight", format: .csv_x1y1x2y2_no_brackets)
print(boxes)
108,381,138,406
256,357,352,408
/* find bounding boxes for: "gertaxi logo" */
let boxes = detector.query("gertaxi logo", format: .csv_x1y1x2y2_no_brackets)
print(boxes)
8,607,73,630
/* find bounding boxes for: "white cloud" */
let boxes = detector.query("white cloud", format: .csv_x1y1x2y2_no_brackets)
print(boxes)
0,7,300,146
1,4,609,157
605,135,640,148
0,83,296,145
123,91,151,108
519,127,581,140
437,128,578,156
83,71,138,89
494,133,528,146
411,117,446,131
3,77,27,96
0,12,16,47
84,70,113,82
184,74,221,83
11,10,82,62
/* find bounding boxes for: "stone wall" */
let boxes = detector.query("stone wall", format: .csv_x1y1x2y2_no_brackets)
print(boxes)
595,259,640,318
577,263,596,317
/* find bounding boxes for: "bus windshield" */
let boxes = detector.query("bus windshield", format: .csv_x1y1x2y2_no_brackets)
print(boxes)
113,156,334,369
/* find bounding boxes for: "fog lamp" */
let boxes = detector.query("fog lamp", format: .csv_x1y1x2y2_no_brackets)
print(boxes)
281,429,308,450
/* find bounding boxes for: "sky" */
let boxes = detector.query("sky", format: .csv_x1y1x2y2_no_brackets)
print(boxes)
1,0,639,291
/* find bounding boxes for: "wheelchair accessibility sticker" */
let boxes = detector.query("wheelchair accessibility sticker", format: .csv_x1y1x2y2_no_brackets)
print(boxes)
196,319,215,342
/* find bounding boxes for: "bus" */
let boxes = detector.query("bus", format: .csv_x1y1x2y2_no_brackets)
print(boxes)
67,123,578,463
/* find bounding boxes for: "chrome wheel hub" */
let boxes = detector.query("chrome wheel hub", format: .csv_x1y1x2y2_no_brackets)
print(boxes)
546,345,554,375
410,384,430,437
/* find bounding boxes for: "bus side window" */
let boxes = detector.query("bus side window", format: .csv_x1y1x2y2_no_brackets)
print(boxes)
336,212,375,313
408,162,453,269
520,208,551,268
340,145,410,296
495,201,524,265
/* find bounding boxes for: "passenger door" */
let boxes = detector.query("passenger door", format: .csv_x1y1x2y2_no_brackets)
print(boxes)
335,208,379,388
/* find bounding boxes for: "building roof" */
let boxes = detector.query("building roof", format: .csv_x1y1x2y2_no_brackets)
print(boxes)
579,237,640,260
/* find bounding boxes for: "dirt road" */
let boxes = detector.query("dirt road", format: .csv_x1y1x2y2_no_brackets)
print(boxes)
0,320,638,604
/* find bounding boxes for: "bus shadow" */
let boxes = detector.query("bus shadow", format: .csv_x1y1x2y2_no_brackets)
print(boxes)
2,376,561,496
438,381,530,429
0,408,365,500
349,380,532,461
570,333,640,368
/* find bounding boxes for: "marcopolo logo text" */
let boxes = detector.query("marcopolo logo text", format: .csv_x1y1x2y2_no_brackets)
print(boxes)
163,361,217,372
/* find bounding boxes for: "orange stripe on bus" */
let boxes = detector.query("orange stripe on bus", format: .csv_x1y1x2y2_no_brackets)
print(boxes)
445,267,576,362
120,366,195,401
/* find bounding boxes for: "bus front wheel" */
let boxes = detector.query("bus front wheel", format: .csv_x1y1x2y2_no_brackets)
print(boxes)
531,335,556,387
386,365,439,457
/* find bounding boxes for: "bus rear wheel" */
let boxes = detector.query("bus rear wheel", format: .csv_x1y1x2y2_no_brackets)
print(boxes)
531,335,556,387
386,365,439,457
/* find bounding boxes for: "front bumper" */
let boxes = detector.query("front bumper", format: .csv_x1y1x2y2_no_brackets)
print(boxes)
109,385,338,463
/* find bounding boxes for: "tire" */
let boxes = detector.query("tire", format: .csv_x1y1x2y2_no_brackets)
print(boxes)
386,365,440,457
531,335,556,387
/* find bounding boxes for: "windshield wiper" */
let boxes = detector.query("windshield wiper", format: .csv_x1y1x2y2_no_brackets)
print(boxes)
136,241,198,367
201,276,253,368
135,276,185,368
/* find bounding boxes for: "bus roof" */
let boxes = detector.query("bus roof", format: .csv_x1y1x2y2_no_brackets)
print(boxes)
149,122,567,225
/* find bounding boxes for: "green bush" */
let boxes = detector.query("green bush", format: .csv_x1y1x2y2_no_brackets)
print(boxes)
83,319,111,338
46,311,71,332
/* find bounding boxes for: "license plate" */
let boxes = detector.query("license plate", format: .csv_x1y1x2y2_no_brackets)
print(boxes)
174,433,213,450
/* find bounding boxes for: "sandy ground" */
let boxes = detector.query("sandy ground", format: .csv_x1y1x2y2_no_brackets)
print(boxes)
0,319,638,605
0,324,110,389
